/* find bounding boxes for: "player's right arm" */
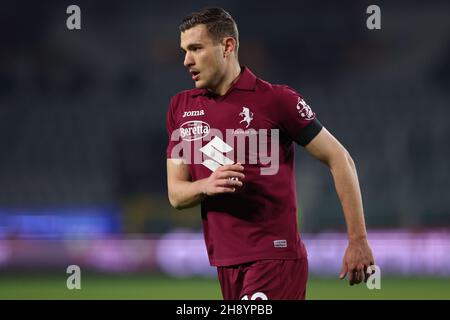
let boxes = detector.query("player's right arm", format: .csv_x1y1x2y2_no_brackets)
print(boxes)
167,159,245,210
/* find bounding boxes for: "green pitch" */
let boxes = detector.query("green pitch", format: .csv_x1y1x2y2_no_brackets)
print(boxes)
0,272,449,300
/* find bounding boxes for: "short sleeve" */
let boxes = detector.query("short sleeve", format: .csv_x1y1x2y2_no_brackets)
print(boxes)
276,86,323,146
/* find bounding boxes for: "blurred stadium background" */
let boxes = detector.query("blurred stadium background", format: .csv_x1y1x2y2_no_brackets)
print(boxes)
1,0,450,299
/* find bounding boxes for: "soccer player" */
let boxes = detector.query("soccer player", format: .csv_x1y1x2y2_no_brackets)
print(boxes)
166,7,374,300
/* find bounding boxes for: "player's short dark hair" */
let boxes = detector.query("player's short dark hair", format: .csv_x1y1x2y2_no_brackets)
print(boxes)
179,7,239,53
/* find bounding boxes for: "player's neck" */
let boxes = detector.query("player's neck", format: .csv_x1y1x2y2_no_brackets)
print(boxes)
213,63,242,96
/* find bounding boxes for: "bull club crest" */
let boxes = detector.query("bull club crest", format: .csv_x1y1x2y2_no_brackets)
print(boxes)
239,106,254,128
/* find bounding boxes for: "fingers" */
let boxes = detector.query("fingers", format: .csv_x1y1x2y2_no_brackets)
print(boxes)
216,178,243,188
339,262,364,285
215,186,237,193
341,244,375,286
339,263,348,280
211,163,245,194
348,269,355,285
215,163,245,178
364,265,371,282
357,266,365,284
205,163,247,195
362,268,367,283
218,163,245,173
209,176,244,195
217,171,245,180
348,264,365,285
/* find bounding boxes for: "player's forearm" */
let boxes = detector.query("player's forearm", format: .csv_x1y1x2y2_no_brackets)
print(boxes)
168,179,207,210
329,151,368,242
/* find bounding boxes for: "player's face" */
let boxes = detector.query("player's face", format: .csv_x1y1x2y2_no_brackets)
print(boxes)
180,24,226,91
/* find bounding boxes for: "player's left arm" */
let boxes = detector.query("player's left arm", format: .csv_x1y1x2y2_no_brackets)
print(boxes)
304,127,375,286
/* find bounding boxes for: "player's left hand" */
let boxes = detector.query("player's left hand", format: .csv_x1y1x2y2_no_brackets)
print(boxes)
339,237,374,286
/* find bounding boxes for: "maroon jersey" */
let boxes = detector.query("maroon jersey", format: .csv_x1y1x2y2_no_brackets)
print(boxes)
167,67,322,266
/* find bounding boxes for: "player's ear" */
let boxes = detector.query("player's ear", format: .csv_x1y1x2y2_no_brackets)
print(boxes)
222,37,237,57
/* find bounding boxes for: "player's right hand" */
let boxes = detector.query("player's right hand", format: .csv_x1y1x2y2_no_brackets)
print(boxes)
201,163,245,196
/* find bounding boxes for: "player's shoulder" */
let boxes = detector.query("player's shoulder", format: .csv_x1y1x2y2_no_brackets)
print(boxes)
256,81,301,109
254,75,299,99
271,83,300,97
168,88,204,114
170,88,200,104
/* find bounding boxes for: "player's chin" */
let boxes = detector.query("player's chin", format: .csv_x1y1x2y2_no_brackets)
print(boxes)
195,77,212,88
194,80,206,88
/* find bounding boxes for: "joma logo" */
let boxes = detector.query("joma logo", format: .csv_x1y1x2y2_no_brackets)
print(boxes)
182,110,205,118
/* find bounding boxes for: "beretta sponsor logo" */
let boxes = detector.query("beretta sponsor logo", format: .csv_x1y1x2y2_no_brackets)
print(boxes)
179,121,210,141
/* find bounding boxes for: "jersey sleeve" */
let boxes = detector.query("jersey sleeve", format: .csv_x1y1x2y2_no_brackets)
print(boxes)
275,85,323,146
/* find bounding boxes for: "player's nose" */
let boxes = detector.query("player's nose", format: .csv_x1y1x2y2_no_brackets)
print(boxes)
183,52,194,68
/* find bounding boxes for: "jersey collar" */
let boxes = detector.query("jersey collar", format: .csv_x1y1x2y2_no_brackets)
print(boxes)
190,66,257,97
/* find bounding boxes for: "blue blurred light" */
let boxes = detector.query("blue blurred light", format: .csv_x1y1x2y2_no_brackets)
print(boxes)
0,205,121,238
